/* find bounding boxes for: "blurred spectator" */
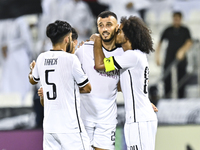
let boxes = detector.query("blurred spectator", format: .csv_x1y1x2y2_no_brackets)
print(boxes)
36,0,59,54
82,0,109,18
0,16,33,104
132,0,151,23
60,0,95,43
82,0,109,32
37,0,94,52
155,11,193,98
100,0,140,23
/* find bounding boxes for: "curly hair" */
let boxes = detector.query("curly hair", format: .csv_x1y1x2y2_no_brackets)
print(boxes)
120,16,154,54
46,20,72,45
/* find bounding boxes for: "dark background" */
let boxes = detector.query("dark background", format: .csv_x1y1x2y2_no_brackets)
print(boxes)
0,0,42,20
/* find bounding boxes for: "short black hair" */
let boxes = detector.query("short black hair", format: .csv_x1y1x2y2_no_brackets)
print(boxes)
72,28,78,41
173,11,182,18
46,20,72,45
121,16,154,54
97,11,117,20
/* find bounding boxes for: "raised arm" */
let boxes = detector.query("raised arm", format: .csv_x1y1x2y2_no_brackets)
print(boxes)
93,35,106,70
28,60,38,85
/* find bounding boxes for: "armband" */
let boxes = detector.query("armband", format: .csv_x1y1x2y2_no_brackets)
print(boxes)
104,57,115,72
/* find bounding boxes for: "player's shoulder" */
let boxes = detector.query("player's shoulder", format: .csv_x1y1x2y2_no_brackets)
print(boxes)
125,49,144,57
132,49,145,55
83,41,94,46
59,53,79,65
75,41,94,54
61,52,75,59
164,26,173,31
115,45,123,51
48,50,74,61
110,45,124,54
37,51,46,60
180,25,190,31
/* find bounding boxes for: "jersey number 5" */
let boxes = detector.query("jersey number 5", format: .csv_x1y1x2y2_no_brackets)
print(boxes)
45,69,57,100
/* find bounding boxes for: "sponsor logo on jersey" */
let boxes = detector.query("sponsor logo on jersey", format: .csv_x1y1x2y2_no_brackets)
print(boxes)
96,69,119,79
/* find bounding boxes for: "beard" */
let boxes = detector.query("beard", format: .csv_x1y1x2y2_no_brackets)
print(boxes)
66,40,73,53
100,31,115,42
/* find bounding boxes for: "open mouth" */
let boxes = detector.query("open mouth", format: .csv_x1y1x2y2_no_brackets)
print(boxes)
102,32,110,38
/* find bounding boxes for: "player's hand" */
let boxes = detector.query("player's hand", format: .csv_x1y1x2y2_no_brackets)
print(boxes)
151,103,158,112
30,60,36,71
176,49,185,61
2,46,7,58
90,34,100,41
40,96,44,107
38,87,44,97
28,60,36,81
155,53,161,66
78,41,85,48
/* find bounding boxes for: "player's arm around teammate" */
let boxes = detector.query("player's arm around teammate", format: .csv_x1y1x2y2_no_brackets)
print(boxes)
93,16,158,150
92,33,158,113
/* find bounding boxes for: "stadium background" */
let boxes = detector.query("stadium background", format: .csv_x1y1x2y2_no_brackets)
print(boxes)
0,0,200,150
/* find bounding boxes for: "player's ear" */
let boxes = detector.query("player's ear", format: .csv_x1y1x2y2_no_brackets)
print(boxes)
115,24,119,32
64,35,69,44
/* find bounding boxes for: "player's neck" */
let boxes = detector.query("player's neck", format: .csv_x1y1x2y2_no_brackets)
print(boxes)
53,44,65,51
173,23,181,28
102,40,116,51
121,41,132,52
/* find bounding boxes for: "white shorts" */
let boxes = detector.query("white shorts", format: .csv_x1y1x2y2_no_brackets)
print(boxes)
43,131,90,150
124,121,157,150
83,120,116,150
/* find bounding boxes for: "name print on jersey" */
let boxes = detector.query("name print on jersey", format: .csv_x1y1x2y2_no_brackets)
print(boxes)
44,58,58,65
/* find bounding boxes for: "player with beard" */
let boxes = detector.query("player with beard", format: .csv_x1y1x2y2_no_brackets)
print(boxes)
37,12,157,150
28,20,91,150
38,27,79,107
66,27,79,54
75,11,124,150
76,11,157,150
93,16,158,150
37,12,122,150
